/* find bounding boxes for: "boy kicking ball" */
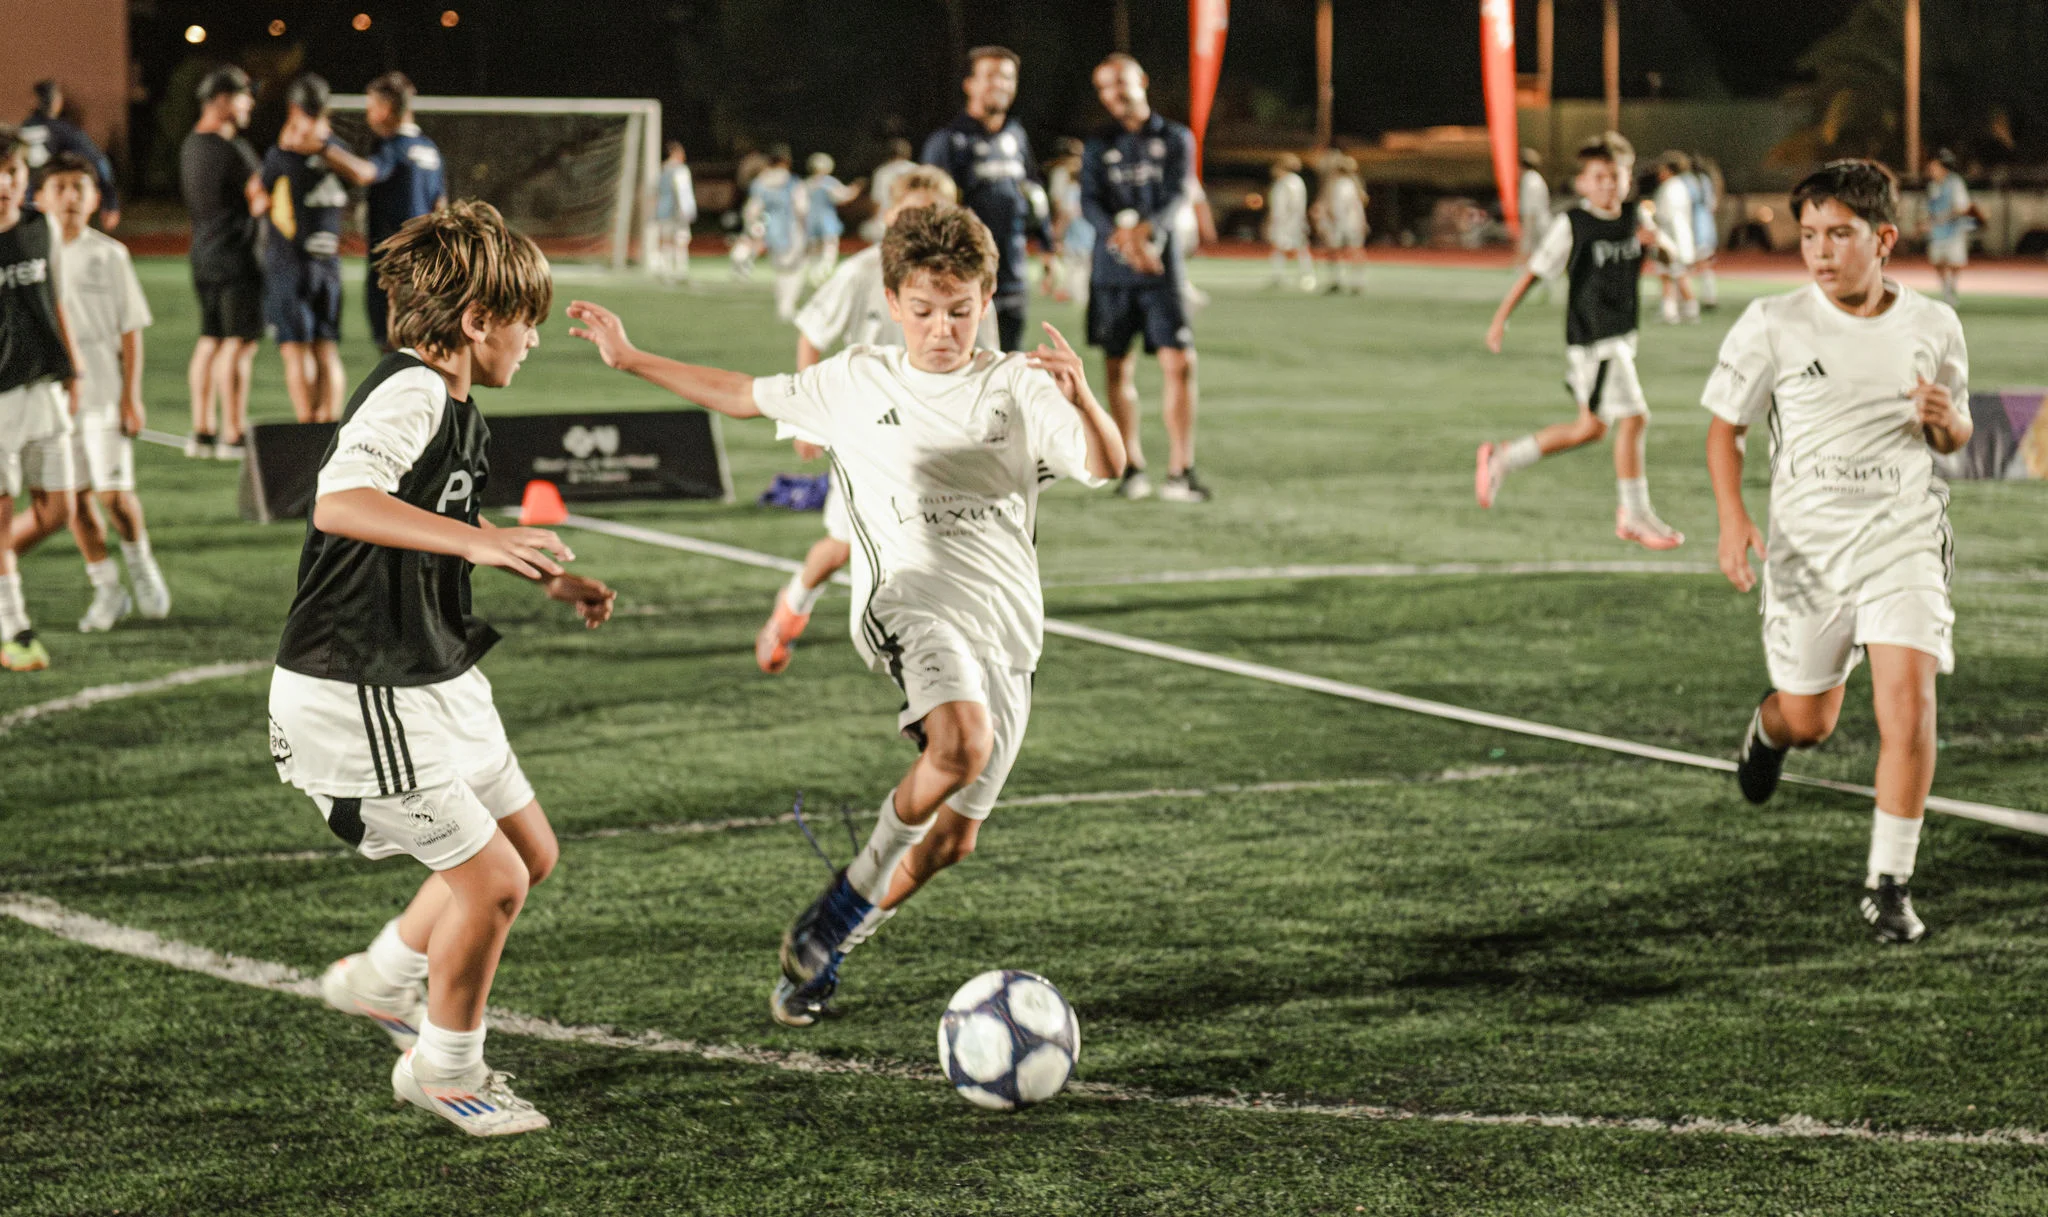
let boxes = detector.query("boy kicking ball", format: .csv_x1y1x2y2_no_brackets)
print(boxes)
1705,160,1970,944
1477,132,1684,551
13,154,170,631
755,165,996,674
565,204,1124,1027
267,201,614,1136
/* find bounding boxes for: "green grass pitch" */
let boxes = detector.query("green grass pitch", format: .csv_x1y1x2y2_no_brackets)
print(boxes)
3,255,2046,1215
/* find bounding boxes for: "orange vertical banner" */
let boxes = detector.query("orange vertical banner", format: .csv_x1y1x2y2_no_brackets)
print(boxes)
1481,0,1520,239
1189,0,1229,176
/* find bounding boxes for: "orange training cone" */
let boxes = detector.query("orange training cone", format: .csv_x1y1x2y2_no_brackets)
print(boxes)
519,479,569,526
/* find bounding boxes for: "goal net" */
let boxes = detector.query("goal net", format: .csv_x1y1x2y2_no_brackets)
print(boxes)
327,95,661,270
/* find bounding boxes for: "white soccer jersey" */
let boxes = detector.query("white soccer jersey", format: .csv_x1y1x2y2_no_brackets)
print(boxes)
793,246,1000,355
1702,282,1968,601
753,346,1105,672
1320,176,1367,240
53,228,151,423
1267,173,1308,245
1651,175,1696,265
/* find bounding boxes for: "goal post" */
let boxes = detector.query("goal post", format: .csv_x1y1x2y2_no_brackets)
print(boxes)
328,94,662,271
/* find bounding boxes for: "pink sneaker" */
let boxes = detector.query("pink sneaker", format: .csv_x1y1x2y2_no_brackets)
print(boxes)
1475,443,1502,508
1616,506,1684,551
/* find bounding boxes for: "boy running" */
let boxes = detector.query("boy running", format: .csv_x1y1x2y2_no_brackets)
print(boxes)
1709,159,1970,944
269,201,615,1135
1922,150,1973,307
564,205,1125,1028
13,154,169,631
755,168,996,674
0,125,83,672
1477,133,1684,551
1265,153,1313,291
745,146,809,322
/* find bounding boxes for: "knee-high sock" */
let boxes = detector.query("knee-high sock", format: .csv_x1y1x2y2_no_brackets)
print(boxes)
1867,808,1923,886
844,789,932,906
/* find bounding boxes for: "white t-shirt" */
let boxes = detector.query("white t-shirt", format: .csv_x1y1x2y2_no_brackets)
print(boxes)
1701,282,1969,600
753,346,1104,671
1267,173,1308,239
1651,175,1696,265
318,358,450,496
54,228,152,423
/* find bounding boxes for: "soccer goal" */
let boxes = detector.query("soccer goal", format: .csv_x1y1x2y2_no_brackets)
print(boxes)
327,94,662,271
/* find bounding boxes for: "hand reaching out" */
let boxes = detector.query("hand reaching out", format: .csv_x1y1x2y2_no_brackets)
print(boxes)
545,572,617,629
467,526,572,580
566,301,639,369
1023,323,1088,405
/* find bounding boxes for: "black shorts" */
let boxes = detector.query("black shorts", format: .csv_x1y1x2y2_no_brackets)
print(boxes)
1086,282,1191,357
993,293,1029,352
365,254,391,349
265,258,344,345
196,273,265,341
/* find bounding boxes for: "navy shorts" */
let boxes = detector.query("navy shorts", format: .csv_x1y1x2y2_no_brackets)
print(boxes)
1086,282,1191,357
365,254,391,349
265,258,344,345
196,272,264,341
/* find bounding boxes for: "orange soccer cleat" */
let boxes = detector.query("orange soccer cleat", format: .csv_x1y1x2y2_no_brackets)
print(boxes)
755,594,813,674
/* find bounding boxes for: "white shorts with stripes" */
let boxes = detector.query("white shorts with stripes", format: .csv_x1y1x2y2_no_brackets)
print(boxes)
268,665,535,858
1563,335,1648,423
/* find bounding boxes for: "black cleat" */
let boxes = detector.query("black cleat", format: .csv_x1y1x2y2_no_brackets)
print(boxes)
1859,876,1926,943
1736,697,1788,805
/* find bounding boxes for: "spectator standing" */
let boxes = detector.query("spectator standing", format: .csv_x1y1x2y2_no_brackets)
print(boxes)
20,80,119,230
177,67,264,459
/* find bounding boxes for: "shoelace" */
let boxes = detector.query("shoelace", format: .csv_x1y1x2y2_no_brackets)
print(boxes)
481,1071,539,1114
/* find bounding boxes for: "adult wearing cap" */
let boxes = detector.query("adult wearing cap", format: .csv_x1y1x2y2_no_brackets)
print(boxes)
178,66,266,459
21,80,120,229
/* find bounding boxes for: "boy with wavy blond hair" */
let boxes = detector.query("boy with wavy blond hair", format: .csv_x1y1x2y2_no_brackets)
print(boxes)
268,200,615,1136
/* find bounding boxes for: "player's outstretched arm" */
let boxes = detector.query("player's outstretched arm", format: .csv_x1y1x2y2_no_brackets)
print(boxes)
1706,417,1765,592
565,301,761,419
1485,269,1539,353
313,489,572,580
1026,322,1126,480
474,518,617,627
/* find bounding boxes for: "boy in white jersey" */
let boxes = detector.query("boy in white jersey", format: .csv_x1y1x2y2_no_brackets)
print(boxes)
1649,151,1698,324
1265,154,1313,291
1478,133,1684,550
1705,160,1970,944
565,205,1125,1027
1313,151,1368,295
756,167,1000,674
14,155,171,631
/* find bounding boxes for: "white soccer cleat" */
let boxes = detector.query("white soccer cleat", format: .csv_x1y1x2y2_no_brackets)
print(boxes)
214,440,245,461
320,953,426,1049
1615,506,1685,551
130,564,172,619
392,1050,551,1137
78,584,132,633
182,434,215,459
1475,443,1505,509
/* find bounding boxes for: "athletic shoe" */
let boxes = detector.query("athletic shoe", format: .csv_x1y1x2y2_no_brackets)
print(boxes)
1,631,50,672
1159,468,1213,503
1615,507,1684,551
770,974,839,1028
392,1050,550,1137
77,584,132,634
320,953,425,1049
1859,876,1927,944
754,595,811,675
1735,699,1787,805
130,563,171,619
214,440,245,461
1474,443,1504,509
1116,467,1152,500
183,433,216,459
775,869,882,1027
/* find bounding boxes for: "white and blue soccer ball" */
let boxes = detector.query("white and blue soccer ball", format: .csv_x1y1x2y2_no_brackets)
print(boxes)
937,969,1080,1110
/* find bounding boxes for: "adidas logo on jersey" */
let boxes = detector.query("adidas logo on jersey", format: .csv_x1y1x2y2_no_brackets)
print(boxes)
877,408,901,426
1796,359,1827,378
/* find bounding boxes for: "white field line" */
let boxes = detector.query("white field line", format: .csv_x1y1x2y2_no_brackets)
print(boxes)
6,890,2046,1148
1044,562,2043,588
5,766,1552,885
559,516,2048,839
0,660,269,738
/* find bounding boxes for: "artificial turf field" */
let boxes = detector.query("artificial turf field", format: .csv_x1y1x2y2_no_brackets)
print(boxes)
3,254,2046,1215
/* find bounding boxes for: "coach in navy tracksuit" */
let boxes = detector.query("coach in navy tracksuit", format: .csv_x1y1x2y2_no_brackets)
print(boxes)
1081,54,1209,503
921,45,1052,352
361,72,446,351
21,81,119,229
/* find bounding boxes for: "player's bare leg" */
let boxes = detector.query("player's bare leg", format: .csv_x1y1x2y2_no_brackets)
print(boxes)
1860,644,1937,941
186,336,219,454
1610,414,1681,548
70,492,132,634
314,340,347,423
1103,352,1150,498
883,806,981,908
1477,408,1601,508
0,496,45,672
96,490,169,620
280,341,318,423
757,536,847,673
8,488,75,556
1157,346,1210,501
213,338,255,451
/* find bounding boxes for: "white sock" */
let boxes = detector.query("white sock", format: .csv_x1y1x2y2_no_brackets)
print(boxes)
1866,808,1923,887
85,558,122,589
0,574,29,639
1682,296,1700,321
1700,269,1718,305
365,917,429,993
1750,705,1781,751
843,789,933,906
1501,435,1542,473
119,537,155,569
1618,476,1651,516
783,571,827,616
1269,250,1287,280
416,1017,486,1078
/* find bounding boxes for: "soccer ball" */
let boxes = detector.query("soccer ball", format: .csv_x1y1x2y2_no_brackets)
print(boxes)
937,969,1080,1110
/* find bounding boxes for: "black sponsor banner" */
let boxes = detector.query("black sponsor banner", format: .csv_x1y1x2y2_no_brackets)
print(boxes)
239,410,732,522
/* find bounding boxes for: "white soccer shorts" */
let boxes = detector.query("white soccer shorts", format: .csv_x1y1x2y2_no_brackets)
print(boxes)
1927,235,1969,267
69,422,136,492
887,620,1033,821
1564,338,1648,423
1761,574,1955,696
20,432,84,492
0,382,70,497
269,665,537,868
